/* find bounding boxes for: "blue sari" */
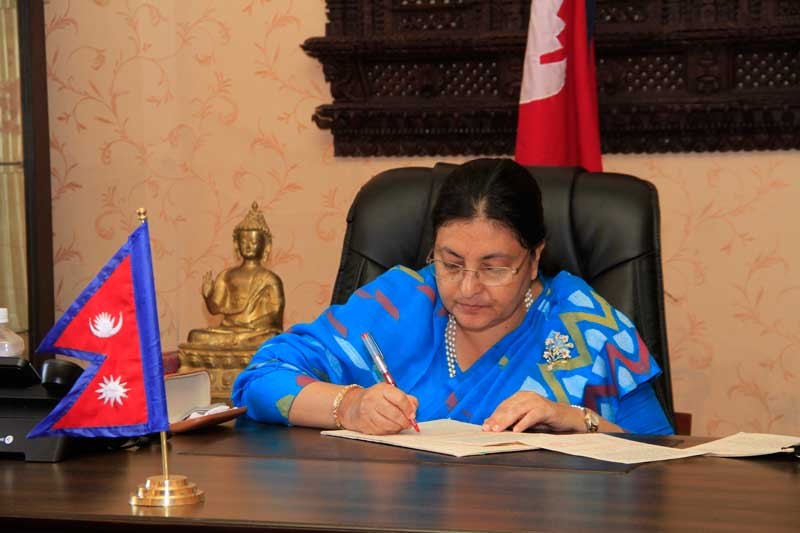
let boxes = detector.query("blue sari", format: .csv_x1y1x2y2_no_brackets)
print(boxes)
232,265,673,434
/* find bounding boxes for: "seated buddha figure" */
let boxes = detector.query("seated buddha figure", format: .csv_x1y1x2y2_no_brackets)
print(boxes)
187,202,284,348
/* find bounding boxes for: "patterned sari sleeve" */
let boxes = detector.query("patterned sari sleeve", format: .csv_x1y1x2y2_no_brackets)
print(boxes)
231,266,437,425
229,326,358,425
582,306,667,427
549,273,667,428
613,380,674,434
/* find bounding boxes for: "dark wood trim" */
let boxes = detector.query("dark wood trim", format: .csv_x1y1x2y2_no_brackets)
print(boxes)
17,0,54,367
303,0,800,156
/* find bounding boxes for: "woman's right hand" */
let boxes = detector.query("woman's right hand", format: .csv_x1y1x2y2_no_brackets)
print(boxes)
339,383,419,435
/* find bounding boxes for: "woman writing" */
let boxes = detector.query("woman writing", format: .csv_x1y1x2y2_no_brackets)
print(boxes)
232,158,673,435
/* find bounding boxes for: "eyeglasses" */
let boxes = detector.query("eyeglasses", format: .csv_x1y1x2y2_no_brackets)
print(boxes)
426,251,530,287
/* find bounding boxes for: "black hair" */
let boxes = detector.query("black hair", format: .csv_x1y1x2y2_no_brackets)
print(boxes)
432,158,546,250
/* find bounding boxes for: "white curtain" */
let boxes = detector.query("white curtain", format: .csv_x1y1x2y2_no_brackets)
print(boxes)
0,0,28,333
0,166,27,332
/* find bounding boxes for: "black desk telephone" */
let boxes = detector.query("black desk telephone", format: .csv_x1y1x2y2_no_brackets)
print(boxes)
0,357,83,462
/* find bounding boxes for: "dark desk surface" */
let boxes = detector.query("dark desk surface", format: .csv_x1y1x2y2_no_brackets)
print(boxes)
1,421,799,532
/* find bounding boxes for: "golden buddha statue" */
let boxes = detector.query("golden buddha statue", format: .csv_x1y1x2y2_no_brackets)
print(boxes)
179,202,284,401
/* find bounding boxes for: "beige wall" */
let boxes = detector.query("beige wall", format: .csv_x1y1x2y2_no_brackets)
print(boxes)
44,1,799,436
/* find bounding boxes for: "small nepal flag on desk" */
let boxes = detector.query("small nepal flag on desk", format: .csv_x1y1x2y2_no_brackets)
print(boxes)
515,0,602,172
28,222,169,439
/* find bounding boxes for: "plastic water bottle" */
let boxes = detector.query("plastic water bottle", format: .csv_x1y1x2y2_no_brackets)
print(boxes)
0,307,26,358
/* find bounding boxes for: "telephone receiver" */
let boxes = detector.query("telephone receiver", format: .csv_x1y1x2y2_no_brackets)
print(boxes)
0,356,83,391
0,356,84,462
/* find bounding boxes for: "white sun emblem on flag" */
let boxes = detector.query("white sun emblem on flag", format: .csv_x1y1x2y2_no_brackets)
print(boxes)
95,375,130,406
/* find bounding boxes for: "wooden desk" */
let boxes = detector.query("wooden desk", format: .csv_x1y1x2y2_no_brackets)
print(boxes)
1,421,798,532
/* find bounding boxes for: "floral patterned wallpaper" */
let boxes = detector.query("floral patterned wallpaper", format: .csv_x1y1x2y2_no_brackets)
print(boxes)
43,0,799,436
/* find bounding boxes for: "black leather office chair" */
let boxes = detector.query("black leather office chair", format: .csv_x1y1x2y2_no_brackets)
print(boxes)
331,163,680,432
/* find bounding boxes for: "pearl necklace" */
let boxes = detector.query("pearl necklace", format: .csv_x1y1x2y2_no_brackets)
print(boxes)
445,288,535,378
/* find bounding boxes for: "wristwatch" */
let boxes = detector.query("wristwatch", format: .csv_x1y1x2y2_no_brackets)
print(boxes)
580,406,600,433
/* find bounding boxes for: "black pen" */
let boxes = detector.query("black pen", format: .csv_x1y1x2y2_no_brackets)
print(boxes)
361,332,420,432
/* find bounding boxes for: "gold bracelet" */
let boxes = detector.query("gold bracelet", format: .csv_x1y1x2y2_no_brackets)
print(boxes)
332,384,362,429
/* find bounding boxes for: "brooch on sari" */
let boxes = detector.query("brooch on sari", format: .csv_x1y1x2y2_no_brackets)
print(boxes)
543,331,575,370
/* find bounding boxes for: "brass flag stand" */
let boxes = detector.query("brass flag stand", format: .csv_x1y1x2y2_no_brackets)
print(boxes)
129,432,204,506
129,209,204,507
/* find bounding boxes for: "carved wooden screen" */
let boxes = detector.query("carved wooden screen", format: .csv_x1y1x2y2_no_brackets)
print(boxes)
302,0,800,157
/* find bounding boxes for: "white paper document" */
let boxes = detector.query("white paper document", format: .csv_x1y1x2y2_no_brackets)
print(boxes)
516,433,708,464
685,432,800,457
322,419,539,457
322,419,800,464
322,419,703,462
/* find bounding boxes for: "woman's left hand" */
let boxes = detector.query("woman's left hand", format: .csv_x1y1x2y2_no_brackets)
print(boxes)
482,391,584,433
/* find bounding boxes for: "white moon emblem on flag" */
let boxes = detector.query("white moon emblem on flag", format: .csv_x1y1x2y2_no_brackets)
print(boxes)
89,311,124,338
519,0,567,104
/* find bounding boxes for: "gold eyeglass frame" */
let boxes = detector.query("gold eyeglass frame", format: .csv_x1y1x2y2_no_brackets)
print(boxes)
425,250,531,286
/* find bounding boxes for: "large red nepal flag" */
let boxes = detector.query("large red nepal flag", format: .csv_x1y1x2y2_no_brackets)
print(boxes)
28,222,168,438
515,0,602,172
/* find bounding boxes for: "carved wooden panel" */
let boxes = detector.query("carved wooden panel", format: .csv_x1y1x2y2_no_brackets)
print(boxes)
303,0,800,156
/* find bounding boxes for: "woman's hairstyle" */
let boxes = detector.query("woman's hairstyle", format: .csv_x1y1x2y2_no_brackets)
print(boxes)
432,158,546,250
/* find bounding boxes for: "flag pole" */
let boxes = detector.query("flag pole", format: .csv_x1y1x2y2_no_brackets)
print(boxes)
130,208,203,507
136,208,170,482
160,432,169,480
